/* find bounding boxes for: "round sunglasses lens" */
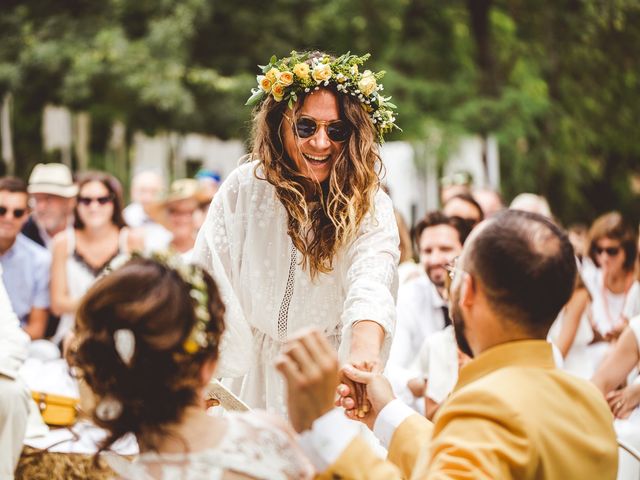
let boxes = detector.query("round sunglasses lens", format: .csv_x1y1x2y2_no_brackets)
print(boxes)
295,118,317,138
327,122,350,142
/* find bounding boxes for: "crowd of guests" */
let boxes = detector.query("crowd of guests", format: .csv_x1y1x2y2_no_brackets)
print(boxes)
0,162,638,478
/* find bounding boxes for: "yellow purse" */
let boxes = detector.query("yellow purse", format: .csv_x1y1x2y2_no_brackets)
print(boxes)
32,392,79,427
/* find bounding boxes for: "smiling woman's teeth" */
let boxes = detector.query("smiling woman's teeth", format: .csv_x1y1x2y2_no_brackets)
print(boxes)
304,153,330,163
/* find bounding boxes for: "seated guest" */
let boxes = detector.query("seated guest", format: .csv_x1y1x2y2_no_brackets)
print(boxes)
23,163,77,248
407,325,470,420
0,177,50,339
592,315,640,479
387,212,469,413
0,264,30,478
123,170,172,253
278,209,618,479
442,192,484,229
72,255,313,479
50,172,143,345
148,179,202,262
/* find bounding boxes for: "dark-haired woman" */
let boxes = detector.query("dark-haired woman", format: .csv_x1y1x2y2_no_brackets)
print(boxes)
194,51,400,415
73,256,313,479
582,212,640,342
50,172,143,345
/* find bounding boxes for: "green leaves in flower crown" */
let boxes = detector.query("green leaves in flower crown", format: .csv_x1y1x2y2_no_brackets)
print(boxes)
246,50,399,142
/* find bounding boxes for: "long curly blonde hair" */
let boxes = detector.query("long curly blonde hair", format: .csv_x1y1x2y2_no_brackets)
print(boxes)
250,84,382,278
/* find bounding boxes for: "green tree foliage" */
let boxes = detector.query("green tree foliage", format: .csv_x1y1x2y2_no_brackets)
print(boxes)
1,0,638,223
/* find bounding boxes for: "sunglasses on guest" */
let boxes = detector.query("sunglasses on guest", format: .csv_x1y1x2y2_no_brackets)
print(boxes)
0,206,27,219
286,115,351,142
77,195,113,206
594,246,621,257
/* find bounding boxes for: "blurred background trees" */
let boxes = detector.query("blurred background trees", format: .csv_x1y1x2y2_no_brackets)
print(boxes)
1,0,639,224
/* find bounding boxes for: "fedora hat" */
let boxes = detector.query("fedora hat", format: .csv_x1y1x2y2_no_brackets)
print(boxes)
27,163,78,198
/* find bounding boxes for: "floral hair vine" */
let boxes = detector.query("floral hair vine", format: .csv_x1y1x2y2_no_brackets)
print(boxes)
105,251,213,360
245,51,400,142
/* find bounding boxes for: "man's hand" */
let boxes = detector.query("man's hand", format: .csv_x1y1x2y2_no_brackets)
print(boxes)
335,365,395,430
276,328,340,433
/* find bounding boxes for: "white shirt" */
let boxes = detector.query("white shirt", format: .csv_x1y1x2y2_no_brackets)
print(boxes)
193,160,400,413
412,325,459,404
386,274,446,409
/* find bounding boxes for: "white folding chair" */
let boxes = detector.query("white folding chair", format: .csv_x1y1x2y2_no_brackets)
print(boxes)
618,438,640,480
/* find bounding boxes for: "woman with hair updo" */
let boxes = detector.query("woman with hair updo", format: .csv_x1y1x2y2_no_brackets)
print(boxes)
193,51,400,414
72,256,313,479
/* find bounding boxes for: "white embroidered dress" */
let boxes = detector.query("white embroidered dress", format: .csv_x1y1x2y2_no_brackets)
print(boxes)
193,160,399,415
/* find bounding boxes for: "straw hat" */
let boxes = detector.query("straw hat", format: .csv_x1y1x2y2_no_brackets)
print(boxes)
27,163,78,198
147,179,202,226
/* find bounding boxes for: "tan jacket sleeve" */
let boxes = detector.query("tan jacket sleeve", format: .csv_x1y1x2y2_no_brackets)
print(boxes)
317,413,433,480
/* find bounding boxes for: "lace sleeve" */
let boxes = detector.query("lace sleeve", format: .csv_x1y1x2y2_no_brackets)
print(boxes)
193,166,254,378
221,412,314,480
338,190,400,365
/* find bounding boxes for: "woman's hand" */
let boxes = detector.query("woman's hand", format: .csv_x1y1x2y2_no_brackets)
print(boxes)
607,382,640,419
346,321,385,416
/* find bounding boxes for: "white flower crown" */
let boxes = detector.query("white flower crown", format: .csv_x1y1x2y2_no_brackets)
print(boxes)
246,51,399,142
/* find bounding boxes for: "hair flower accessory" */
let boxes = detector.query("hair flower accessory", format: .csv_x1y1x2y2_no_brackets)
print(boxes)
113,329,135,366
95,395,123,421
246,51,399,142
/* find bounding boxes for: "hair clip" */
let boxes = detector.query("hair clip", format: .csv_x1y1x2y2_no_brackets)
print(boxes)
95,395,123,421
114,329,135,366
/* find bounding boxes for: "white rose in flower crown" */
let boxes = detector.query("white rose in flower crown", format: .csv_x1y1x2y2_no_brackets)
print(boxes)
293,63,310,80
277,71,294,86
266,67,280,83
358,70,377,96
312,63,332,83
258,75,272,92
271,82,286,102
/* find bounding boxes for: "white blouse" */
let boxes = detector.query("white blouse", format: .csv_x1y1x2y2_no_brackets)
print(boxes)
193,160,399,412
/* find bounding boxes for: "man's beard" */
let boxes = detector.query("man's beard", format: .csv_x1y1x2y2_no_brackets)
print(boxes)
450,303,474,358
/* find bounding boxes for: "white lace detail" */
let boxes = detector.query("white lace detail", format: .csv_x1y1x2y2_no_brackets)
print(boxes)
105,412,314,480
277,244,297,342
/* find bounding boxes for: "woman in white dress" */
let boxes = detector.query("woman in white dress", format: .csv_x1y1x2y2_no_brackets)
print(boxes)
592,315,640,480
72,255,313,479
582,212,640,343
194,51,400,415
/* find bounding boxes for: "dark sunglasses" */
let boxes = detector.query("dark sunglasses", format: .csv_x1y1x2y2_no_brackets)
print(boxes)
594,246,621,256
78,195,113,206
0,206,27,219
287,115,351,142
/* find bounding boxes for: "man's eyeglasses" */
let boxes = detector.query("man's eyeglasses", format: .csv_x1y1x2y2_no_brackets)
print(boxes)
0,206,27,219
77,195,113,206
285,114,351,142
594,246,621,257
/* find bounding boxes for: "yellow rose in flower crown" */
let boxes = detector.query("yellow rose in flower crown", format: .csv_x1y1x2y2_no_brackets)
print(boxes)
277,71,294,86
271,82,286,101
293,63,310,80
312,63,332,83
266,67,280,83
358,70,377,96
257,75,272,93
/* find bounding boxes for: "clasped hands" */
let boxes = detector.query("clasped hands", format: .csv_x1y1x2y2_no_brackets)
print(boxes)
276,328,395,433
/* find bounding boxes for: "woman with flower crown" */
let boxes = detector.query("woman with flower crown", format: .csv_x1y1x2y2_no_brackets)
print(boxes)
193,51,400,415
